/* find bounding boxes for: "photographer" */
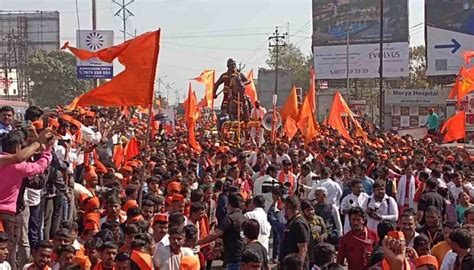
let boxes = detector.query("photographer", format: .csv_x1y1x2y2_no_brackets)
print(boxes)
364,180,398,233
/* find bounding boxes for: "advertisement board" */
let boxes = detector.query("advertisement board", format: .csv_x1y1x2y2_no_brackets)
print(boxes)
426,0,474,76
312,0,409,79
76,30,114,79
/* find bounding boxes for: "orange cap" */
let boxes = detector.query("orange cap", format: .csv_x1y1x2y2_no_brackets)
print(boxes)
153,214,169,224
414,255,439,269
32,120,44,130
48,118,60,128
84,221,99,231
171,194,184,203
70,119,82,129
83,212,100,228
123,199,139,212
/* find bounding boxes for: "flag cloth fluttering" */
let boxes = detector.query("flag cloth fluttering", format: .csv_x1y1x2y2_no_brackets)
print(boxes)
245,69,258,106
125,137,140,161
441,111,466,143
191,70,215,108
297,89,318,143
280,86,299,122
62,30,161,107
185,83,202,153
284,117,298,141
449,66,474,102
328,91,368,141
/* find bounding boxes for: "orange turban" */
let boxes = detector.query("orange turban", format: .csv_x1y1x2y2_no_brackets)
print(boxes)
83,212,100,228
59,114,74,123
171,194,184,203
84,221,99,231
82,196,100,212
70,119,82,129
167,182,181,193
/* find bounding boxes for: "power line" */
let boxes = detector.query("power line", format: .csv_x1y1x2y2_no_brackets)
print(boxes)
162,41,267,51
163,32,270,39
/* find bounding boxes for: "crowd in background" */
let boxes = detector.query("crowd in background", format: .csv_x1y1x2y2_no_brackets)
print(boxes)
0,103,473,270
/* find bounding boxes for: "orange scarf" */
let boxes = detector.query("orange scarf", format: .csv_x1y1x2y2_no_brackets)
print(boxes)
278,171,295,193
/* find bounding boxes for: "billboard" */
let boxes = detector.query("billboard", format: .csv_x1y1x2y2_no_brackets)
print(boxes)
312,0,409,79
426,1,474,76
76,30,114,79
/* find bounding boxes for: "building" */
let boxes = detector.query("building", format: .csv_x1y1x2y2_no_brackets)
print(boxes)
0,11,60,100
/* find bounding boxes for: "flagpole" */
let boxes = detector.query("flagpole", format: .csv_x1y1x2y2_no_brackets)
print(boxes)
138,102,153,207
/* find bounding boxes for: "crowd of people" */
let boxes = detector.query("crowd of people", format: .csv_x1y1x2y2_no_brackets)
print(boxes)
0,102,472,270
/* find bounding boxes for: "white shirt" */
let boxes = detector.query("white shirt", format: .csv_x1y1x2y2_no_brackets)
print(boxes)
81,125,102,144
253,175,279,212
309,178,342,207
0,261,11,270
276,154,291,166
153,245,195,270
440,250,456,270
406,231,420,248
244,207,271,253
25,187,41,207
447,182,464,202
364,194,399,232
251,107,267,121
340,192,369,234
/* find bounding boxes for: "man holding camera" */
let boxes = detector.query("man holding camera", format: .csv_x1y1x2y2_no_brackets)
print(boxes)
363,180,398,233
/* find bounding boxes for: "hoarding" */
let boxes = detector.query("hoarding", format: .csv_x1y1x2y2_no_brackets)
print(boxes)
312,0,409,79
426,0,474,76
76,30,114,79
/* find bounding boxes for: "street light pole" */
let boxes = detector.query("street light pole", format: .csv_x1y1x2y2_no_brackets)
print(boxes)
379,0,384,129
346,27,350,103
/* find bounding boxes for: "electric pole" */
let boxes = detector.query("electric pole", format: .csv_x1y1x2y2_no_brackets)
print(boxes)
379,0,384,129
113,0,134,42
268,26,286,141
346,26,351,104
269,26,286,96
92,0,98,88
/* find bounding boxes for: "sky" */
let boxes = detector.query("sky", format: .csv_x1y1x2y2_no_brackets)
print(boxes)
1,0,425,104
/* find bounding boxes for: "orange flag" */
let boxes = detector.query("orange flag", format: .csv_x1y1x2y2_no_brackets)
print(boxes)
191,70,215,108
125,137,140,161
113,145,124,168
245,69,258,106
62,30,161,107
441,111,466,143
186,83,202,153
297,90,318,143
280,86,299,121
284,117,298,141
328,91,352,141
65,95,82,110
449,66,474,102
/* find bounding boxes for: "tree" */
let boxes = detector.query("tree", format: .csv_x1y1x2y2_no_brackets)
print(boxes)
266,43,313,90
407,45,430,89
27,50,93,108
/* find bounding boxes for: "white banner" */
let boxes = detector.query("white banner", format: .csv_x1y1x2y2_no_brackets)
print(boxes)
398,127,428,140
426,26,474,76
76,30,114,79
313,42,409,79
384,89,450,105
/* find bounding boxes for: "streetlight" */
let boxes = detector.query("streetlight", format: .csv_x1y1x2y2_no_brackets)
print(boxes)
156,75,167,96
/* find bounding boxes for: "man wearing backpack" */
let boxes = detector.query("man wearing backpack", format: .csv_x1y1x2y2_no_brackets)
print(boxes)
364,180,398,232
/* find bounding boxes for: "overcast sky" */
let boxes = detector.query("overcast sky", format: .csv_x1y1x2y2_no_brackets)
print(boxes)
1,0,424,104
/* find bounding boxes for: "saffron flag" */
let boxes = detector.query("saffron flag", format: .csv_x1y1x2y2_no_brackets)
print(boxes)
280,86,299,121
245,69,258,106
125,137,140,161
297,90,318,143
328,91,352,141
449,66,474,102
112,144,124,168
284,116,298,141
62,30,161,107
65,95,82,110
191,70,215,108
441,111,466,143
186,83,202,153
